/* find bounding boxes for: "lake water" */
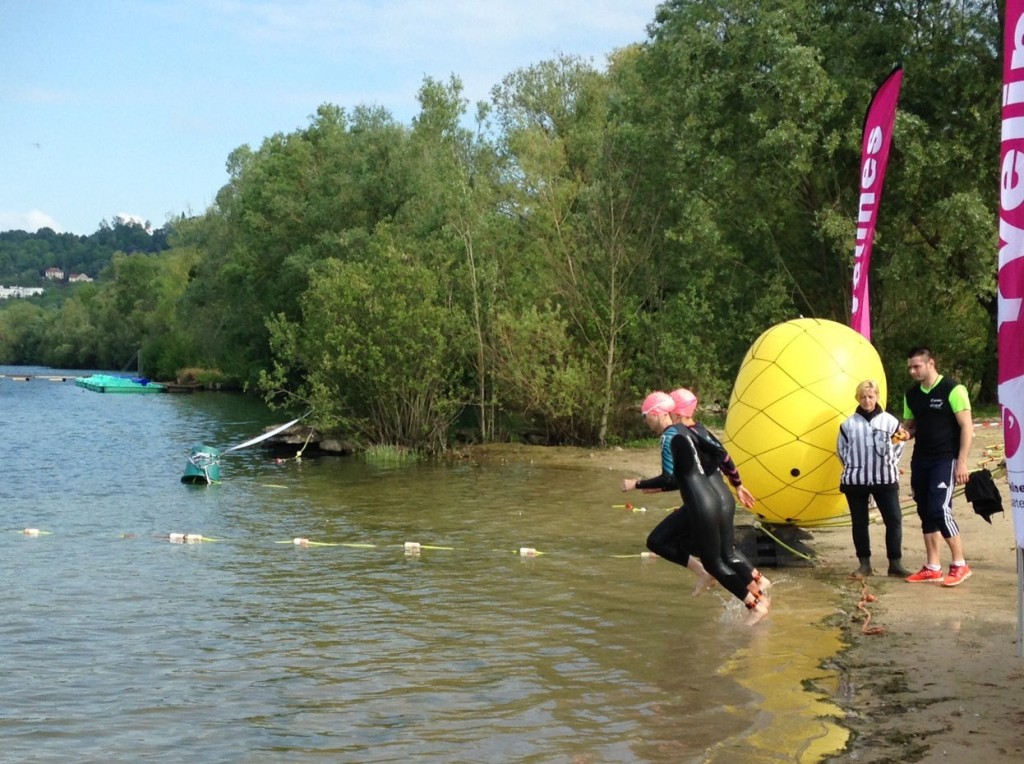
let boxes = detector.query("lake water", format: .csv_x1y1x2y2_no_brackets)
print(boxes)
1,366,850,763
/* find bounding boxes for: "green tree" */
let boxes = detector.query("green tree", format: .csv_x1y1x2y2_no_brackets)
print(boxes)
491,54,661,444
183,104,415,387
88,253,164,371
406,76,511,442
39,290,99,369
630,0,1000,402
262,239,468,452
491,303,601,443
0,301,46,363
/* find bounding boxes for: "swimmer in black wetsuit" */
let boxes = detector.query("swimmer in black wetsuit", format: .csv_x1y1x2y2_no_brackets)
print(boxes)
627,391,769,624
621,391,713,596
669,388,771,598
669,420,770,624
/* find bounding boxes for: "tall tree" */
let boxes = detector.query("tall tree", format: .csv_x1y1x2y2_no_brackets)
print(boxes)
406,76,508,442
631,0,1000,400
262,236,468,451
182,104,414,387
491,54,661,443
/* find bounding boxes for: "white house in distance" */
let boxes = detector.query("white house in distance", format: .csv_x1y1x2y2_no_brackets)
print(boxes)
0,285,45,300
41,268,92,283
0,267,94,299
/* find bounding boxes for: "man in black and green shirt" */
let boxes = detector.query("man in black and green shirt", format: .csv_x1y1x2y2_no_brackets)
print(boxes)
902,347,974,587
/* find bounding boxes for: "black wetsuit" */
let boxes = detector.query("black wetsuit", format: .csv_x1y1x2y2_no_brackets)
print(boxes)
643,425,698,567
668,427,749,602
688,423,757,584
643,423,755,586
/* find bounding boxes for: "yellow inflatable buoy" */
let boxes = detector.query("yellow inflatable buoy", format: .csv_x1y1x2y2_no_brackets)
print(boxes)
723,318,886,526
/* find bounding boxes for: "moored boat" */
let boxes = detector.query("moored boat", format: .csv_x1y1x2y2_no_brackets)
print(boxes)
75,374,166,393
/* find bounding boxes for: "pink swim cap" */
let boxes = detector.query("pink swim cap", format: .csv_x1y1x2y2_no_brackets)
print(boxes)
641,391,675,417
670,388,698,418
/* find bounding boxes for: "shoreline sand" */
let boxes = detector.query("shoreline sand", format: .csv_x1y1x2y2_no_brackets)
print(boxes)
815,423,1024,763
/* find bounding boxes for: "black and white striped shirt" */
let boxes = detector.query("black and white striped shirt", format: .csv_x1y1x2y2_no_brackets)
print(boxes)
837,407,904,487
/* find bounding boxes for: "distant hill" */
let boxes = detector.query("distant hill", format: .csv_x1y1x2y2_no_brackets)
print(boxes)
0,218,171,285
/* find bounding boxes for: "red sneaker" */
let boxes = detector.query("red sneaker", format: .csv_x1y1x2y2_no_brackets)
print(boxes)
942,564,973,587
905,566,943,583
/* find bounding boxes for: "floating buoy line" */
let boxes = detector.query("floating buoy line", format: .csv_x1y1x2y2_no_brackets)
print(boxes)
5,503,690,559
2,522,771,562
7,528,615,560
3,497,836,563
8,524,630,561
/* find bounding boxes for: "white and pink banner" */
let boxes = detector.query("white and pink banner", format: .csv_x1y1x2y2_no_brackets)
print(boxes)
851,66,903,342
1001,1,1024,549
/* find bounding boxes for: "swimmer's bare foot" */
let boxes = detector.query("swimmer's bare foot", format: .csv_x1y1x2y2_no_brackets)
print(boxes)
744,594,770,626
746,575,771,597
692,571,716,597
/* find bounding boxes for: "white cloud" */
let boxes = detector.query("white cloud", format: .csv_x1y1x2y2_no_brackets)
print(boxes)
0,210,63,233
115,213,152,231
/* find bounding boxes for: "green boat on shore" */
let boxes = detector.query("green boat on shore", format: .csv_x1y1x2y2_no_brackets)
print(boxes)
75,374,166,393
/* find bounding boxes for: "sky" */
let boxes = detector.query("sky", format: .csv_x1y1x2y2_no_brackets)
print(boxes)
0,0,659,236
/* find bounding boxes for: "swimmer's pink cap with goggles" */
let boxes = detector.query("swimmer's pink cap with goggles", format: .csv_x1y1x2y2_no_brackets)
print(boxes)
670,388,698,418
641,391,675,417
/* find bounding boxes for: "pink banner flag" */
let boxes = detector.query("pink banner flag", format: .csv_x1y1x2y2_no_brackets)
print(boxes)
1000,1,1024,548
851,67,903,342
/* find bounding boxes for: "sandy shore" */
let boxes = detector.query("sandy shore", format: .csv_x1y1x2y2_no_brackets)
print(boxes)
462,424,1023,762
813,423,1024,763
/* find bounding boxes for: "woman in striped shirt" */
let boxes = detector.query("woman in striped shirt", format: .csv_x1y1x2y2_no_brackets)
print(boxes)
837,379,911,578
